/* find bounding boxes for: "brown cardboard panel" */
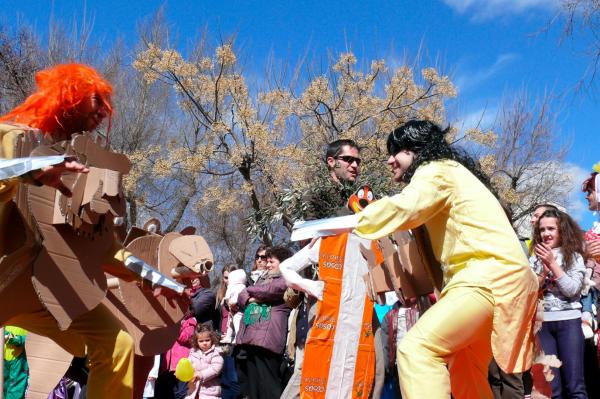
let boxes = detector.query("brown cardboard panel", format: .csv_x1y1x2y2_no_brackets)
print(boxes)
0,268,43,326
104,280,182,356
71,134,131,174
127,235,161,267
391,231,435,297
169,235,213,272
25,333,72,398
74,134,131,172
126,235,188,321
0,201,38,292
123,227,153,246
412,226,444,294
81,167,103,205
29,182,114,330
158,232,183,277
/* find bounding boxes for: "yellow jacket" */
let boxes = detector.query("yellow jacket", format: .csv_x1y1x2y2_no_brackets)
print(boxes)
355,160,538,373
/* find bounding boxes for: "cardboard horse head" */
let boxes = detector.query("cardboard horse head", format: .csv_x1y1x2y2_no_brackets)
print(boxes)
104,221,214,356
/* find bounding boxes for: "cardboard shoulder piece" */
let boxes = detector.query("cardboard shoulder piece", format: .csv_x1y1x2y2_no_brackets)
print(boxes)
24,333,73,399
361,226,443,302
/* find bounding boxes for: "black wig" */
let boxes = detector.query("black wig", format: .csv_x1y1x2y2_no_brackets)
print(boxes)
387,120,496,195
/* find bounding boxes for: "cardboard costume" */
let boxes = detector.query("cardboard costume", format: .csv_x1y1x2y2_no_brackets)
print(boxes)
0,123,139,398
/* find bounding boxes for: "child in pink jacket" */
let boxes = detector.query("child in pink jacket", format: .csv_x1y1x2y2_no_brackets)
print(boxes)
186,324,224,399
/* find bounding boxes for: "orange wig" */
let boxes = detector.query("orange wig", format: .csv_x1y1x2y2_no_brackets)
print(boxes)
0,64,113,135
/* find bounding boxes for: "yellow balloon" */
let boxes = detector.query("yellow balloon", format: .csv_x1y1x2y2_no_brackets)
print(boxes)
175,358,194,382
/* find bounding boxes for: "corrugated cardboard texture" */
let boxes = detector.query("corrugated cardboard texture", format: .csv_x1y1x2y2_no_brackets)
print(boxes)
169,235,213,271
26,133,131,330
103,235,184,356
361,230,440,301
25,333,72,398
71,135,131,174
29,180,111,330
158,232,183,275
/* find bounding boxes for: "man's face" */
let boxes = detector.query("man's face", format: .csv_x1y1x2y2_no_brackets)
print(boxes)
65,94,110,134
327,145,361,183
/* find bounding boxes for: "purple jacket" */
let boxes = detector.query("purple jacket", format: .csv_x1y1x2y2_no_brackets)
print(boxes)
236,272,291,354
185,346,223,399
162,316,197,372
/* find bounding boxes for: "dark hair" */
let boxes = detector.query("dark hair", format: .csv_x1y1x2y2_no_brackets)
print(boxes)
251,244,268,272
582,172,597,193
530,209,585,270
215,263,242,306
191,323,220,350
325,139,360,161
265,246,293,262
386,120,494,193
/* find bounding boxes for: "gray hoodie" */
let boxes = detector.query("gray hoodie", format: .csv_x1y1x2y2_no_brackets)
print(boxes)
530,248,586,322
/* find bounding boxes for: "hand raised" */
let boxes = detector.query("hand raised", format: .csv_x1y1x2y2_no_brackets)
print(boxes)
31,158,89,197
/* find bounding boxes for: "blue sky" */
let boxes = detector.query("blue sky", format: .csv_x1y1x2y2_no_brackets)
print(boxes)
4,0,598,227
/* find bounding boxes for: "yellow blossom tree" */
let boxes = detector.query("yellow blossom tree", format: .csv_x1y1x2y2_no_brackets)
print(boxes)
130,42,457,246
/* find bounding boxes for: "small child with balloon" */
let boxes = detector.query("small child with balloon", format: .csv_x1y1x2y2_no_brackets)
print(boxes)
179,324,224,399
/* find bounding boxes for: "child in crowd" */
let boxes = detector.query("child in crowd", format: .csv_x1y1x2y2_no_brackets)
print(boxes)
186,324,224,399
220,269,247,344
3,326,29,399
530,209,588,398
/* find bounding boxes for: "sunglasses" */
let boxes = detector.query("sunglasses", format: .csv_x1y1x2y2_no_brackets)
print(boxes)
335,155,362,166
255,255,267,260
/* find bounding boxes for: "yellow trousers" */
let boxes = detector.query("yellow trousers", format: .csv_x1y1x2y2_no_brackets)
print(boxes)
8,303,134,399
397,286,494,399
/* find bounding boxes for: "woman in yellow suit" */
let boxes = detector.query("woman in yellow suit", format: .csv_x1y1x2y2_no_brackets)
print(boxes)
354,120,538,399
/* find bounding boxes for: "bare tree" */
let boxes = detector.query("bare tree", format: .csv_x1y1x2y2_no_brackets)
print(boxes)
557,0,600,83
462,91,572,235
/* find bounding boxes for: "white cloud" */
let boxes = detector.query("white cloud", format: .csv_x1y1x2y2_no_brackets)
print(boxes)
562,162,591,224
443,0,561,20
451,103,498,132
454,53,519,93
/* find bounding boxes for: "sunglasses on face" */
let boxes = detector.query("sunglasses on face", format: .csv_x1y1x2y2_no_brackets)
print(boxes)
335,155,362,166
255,255,267,260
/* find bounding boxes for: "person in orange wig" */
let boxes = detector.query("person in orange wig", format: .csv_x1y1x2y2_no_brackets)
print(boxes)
0,64,135,398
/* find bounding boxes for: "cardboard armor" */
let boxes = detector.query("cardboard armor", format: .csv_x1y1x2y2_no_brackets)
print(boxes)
0,131,130,328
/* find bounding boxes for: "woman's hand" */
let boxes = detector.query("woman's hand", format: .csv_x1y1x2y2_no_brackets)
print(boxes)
534,243,564,279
